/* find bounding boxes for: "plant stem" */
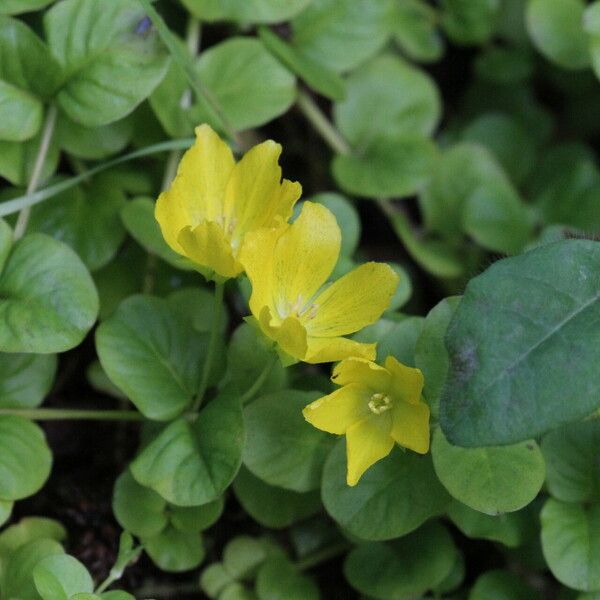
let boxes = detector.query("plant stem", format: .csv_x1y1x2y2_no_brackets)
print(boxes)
193,281,225,411
295,541,351,572
13,104,58,240
0,408,145,421
296,90,351,155
240,354,278,405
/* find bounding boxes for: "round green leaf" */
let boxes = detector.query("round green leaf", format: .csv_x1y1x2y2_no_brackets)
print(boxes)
291,0,394,73
33,554,93,600
0,80,42,142
96,295,208,420
526,0,589,70
322,441,450,541
441,0,501,45
0,416,52,501
0,353,57,409
44,0,170,126
332,135,437,199
0,499,12,527
0,1,55,14
29,177,126,271
334,55,441,144
310,193,360,257
542,421,600,503
393,0,444,63
0,233,99,353
0,517,66,557
344,521,456,600
233,466,321,529
113,470,168,539
415,296,461,418
469,569,538,600
432,428,544,514
167,287,228,334
541,499,600,592
131,393,244,506
256,557,319,600
440,240,600,446
243,390,333,492
170,497,224,533
144,525,205,573
182,0,310,23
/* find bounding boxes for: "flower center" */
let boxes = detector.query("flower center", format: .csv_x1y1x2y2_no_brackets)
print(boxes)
368,393,393,415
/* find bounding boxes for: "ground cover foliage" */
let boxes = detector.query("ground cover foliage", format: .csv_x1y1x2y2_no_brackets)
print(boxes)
0,0,599,597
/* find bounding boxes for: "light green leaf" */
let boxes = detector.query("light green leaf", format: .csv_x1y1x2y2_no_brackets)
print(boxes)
0,353,57,409
469,569,538,600
181,0,311,24
256,557,319,600
44,0,170,126
440,239,600,446
33,555,93,600
432,428,544,514
0,499,12,527
541,499,600,592
322,441,450,541
0,416,52,501
0,517,66,557
96,295,208,420
243,390,333,493
0,80,42,142
344,521,456,600
0,234,98,353
131,393,244,506
144,525,204,573
0,1,55,14
170,498,224,533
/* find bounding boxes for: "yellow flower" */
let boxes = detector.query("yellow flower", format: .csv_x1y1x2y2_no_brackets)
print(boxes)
155,124,302,280
239,201,399,364
303,356,430,486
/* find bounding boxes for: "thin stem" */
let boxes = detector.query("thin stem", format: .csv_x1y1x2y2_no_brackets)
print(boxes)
0,408,145,421
13,104,58,240
193,281,225,411
296,90,351,155
240,354,278,405
295,541,351,572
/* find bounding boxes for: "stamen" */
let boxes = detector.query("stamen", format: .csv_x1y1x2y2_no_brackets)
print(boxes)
368,393,393,415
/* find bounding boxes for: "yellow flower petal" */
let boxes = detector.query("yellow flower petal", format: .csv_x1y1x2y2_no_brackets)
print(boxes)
331,357,392,391
258,306,308,361
155,124,234,253
223,140,301,236
305,262,399,337
346,415,394,486
304,336,376,364
178,222,242,279
384,356,424,405
391,401,430,454
272,202,340,319
303,383,372,435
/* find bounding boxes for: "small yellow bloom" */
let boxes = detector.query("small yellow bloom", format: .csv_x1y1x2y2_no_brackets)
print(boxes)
239,201,399,364
303,356,430,486
155,124,302,280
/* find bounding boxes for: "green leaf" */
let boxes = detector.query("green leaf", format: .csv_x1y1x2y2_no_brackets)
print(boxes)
113,470,168,539
322,441,450,541
223,536,272,580
1,539,64,600
415,296,461,418
256,557,319,600
441,0,501,45
167,287,228,335
143,525,204,573
151,37,295,136
541,499,600,592
120,197,193,270
29,176,126,271
440,239,600,446
0,353,57,409
291,0,394,73
393,0,444,63
258,27,346,102
0,80,42,142
33,555,93,600
432,428,544,514
0,517,66,557
96,295,209,420
475,46,534,85
447,500,533,547
526,0,590,70
0,416,52,501
233,466,321,529
131,393,244,506
181,0,311,24
334,55,440,145
585,2,600,81
332,135,438,199
541,421,600,503
44,0,170,126
0,1,55,14
170,498,224,533
386,264,412,312
243,390,333,493
344,521,456,600
0,499,12,527
469,569,539,600
0,233,99,353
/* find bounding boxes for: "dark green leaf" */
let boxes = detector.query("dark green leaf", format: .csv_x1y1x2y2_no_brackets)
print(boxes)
0,353,57,409
144,526,204,573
